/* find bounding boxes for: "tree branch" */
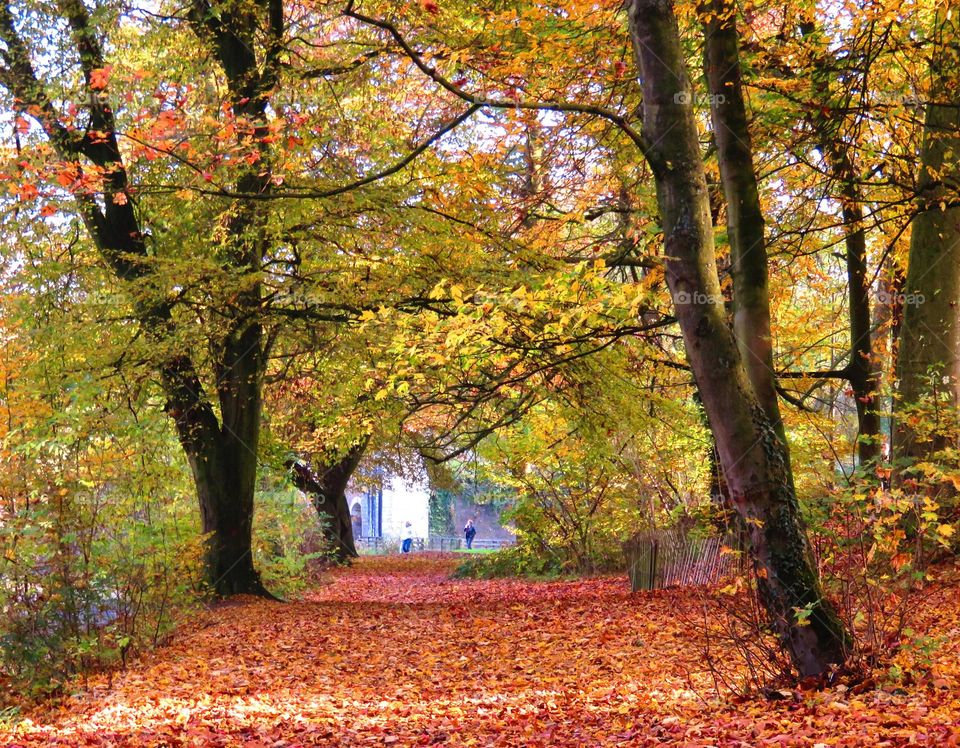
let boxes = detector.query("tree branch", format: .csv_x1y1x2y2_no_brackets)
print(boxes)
299,49,381,79
137,103,482,201
343,1,651,158
776,368,850,380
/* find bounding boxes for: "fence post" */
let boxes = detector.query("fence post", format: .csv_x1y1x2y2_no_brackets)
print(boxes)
649,539,658,591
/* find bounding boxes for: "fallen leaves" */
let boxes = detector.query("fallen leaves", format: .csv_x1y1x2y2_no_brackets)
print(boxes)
3,555,960,746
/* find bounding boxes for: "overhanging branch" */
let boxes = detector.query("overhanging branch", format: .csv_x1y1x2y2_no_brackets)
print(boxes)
343,1,651,159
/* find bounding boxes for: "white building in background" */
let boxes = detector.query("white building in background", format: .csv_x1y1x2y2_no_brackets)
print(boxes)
347,473,430,541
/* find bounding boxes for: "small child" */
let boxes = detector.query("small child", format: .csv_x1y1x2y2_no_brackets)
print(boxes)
401,521,413,553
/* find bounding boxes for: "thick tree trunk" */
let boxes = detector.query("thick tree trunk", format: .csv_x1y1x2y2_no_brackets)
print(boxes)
289,441,367,561
208,322,267,595
190,442,263,596
628,0,849,677
162,323,268,596
895,20,960,465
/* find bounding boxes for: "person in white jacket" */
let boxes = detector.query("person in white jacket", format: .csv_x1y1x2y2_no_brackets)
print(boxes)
401,522,413,553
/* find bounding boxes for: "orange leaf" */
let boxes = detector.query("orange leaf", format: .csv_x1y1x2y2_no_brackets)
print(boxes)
89,66,112,90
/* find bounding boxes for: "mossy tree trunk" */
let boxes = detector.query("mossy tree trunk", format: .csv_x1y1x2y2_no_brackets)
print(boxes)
628,0,849,677
895,12,960,468
701,0,783,443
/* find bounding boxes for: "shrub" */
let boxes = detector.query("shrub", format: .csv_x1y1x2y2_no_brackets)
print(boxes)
253,482,333,598
452,544,564,579
0,473,205,700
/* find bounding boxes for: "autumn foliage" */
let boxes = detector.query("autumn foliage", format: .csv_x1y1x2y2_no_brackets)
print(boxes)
1,555,958,746
0,0,958,737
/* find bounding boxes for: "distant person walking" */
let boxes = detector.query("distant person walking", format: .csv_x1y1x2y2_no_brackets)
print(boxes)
463,518,477,550
401,522,414,553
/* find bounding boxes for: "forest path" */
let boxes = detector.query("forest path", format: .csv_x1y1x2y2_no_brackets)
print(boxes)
4,555,959,746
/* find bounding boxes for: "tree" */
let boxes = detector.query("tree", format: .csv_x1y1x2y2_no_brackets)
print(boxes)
341,0,858,673
626,0,849,675
287,442,367,562
895,9,960,470
0,0,516,589
0,0,285,595
796,17,883,467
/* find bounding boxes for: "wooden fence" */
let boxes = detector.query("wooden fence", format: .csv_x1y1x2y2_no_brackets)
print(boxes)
623,529,741,592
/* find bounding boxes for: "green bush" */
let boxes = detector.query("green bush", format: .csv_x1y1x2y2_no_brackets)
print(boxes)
0,474,205,700
452,544,564,579
253,482,334,598
0,471,330,702
0,416,335,704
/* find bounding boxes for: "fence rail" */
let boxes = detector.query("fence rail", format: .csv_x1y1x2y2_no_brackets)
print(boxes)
426,536,515,551
355,535,515,554
623,529,741,592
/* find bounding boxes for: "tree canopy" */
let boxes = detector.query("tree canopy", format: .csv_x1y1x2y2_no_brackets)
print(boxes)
0,0,958,695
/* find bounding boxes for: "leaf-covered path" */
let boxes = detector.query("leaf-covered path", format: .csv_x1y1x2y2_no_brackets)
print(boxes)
4,555,960,746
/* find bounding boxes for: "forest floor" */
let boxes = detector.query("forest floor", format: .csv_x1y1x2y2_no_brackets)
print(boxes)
3,555,960,747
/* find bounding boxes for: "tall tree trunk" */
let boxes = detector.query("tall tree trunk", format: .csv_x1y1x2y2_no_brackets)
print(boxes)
289,440,368,561
896,14,960,466
884,261,907,456
701,0,783,442
159,324,268,596
208,321,267,595
797,19,882,467
183,0,283,592
628,0,849,677
836,187,882,466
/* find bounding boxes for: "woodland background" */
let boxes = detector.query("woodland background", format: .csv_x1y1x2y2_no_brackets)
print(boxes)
0,0,957,719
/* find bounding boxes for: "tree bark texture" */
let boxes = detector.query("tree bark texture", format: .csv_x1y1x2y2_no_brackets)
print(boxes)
896,13,960,465
628,0,850,676
701,0,784,443
289,441,368,562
